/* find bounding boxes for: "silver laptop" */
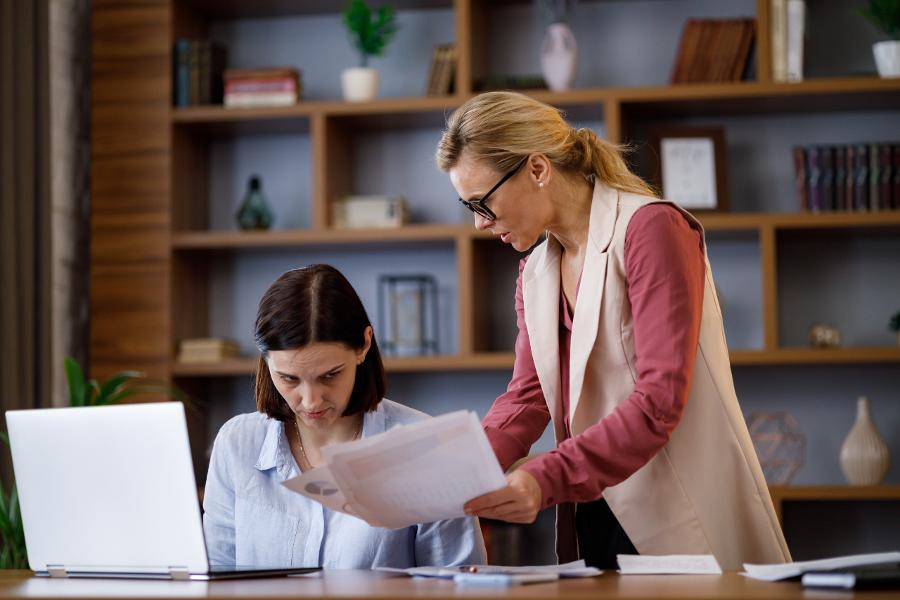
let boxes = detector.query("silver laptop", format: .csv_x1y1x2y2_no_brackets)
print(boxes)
5,402,319,580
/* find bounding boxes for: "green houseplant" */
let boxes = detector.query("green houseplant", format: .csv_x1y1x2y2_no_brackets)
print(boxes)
859,0,900,77
890,310,900,346
0,358,187,569
340,0,398,101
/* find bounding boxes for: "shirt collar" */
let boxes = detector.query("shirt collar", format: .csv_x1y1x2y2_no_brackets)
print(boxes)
255,418,288,474
253,401,388,475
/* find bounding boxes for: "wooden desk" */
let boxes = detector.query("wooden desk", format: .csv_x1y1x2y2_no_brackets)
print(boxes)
0,569,895,599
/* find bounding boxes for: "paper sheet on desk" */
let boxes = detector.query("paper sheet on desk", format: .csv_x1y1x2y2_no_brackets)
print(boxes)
282,411,507,529
377,559,602,578
617,554,722,575
742,551,900,582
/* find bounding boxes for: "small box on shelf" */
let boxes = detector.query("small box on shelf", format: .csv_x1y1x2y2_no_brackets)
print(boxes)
332,195,408,229
178,337,240,364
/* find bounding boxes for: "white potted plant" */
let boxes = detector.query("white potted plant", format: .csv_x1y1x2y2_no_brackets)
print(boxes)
860,0,900,78
537,0,578,91
341,0,398,102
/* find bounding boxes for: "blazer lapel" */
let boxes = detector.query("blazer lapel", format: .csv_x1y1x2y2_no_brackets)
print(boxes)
522,238,562,437
568,182,618,428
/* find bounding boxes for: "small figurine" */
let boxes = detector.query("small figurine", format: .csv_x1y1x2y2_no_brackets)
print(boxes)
235,174,273,230
808,323,841,349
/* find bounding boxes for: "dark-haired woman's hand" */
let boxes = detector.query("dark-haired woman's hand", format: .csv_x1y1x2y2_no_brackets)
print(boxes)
463,469,542,524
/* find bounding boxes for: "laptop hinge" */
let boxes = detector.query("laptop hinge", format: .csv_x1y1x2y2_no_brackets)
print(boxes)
169,567,191,580
46,565,67,578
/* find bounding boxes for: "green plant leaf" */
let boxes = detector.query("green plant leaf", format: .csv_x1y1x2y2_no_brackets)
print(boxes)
0,431,8,446
88,379,101,406
95,371,142,405
859,0,900,38
65,356,87,407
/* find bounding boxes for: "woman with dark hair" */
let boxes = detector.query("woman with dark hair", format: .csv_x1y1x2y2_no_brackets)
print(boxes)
202,264,486,568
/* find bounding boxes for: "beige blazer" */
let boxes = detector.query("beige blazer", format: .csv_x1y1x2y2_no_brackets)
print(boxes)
521,181,791,569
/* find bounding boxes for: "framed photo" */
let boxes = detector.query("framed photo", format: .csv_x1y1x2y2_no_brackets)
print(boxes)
648,126,729,212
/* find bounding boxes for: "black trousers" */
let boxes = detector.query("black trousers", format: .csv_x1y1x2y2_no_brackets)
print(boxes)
575,497,638,569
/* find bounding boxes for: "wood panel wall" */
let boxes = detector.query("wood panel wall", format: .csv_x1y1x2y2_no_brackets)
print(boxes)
90,0,171,382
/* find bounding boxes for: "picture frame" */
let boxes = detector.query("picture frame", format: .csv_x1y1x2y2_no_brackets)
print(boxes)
648,126,729,212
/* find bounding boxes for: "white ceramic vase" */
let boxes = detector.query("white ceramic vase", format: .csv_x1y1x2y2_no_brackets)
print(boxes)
540,22,577,92
341,67,379,102
873,41,900,78
839,396,890,485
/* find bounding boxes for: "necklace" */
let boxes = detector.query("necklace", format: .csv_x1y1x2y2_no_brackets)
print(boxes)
293,417,363,469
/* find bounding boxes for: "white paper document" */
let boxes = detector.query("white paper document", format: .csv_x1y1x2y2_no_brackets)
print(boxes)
742,551,900,582
377,559,601,579
282,411,507,529
617,554,722,575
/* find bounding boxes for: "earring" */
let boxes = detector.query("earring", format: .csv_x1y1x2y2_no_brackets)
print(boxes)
539,182,545,189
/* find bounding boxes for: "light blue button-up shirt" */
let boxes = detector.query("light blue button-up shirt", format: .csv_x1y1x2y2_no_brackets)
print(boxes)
203,399,487,568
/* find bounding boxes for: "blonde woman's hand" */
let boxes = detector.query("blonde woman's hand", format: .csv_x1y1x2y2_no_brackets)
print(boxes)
464,469,542,524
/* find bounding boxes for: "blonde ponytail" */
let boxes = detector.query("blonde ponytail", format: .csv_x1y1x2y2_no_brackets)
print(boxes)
436,91,656,197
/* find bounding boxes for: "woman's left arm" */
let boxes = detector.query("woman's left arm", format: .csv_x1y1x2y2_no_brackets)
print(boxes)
414,516,487,566
468,204,705,522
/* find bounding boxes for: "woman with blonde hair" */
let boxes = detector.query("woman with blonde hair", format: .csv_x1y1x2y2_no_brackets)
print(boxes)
437,92,789,570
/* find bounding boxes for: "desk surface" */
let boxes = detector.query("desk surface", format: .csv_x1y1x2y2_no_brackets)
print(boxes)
0,570,895,600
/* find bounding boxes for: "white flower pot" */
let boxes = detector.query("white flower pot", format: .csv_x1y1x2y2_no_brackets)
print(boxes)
540,22,578,92
341,67,379,102
873,40,900,78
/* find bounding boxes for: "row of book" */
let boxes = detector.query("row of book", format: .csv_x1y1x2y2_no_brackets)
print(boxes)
424,44,456,96
173,39,227,106
770,0,805,82
224,67,302,108
793,144,900,213
671,18,756,84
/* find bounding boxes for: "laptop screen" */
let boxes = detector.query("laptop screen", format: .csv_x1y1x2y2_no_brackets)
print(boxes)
6,403,211,575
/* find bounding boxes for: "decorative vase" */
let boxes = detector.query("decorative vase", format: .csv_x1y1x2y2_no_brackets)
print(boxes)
235,175,273,230
873,41,900,78
341,67,379,102
540,22,577,92
839,396,890,485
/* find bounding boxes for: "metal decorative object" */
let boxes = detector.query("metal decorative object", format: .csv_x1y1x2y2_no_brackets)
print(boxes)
747,412,806,485
377,274,439,357
808,323,841,349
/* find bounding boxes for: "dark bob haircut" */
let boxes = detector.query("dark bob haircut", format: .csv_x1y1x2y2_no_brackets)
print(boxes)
254,264,386,422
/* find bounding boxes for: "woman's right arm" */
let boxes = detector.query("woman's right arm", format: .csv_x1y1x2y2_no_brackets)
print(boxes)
202,427,236,566
482,257,551,471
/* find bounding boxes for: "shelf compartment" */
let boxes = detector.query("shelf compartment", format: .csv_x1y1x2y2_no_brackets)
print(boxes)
730,347,900,365
171,79,900,129
171,352,518,377
618,78,900,119
172,224,473,250
181,0,454,20
171,347,900,377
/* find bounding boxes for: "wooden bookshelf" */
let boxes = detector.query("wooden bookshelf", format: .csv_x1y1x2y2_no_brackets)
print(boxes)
769,485,900,524
170,212,900,250
171,352,518,377
92,0,900,478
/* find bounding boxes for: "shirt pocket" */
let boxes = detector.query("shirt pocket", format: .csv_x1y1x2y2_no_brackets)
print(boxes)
234,494,301,566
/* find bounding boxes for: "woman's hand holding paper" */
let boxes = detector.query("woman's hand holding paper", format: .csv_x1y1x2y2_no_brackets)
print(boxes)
464,469,542,524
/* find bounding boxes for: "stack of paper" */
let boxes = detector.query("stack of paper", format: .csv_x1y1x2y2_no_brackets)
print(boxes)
742,551,900,582
282,411,507,529
378,559,601,579
617,554,722,575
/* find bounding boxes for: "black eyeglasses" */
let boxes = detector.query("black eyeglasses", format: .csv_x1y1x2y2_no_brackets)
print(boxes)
458,157,527,222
